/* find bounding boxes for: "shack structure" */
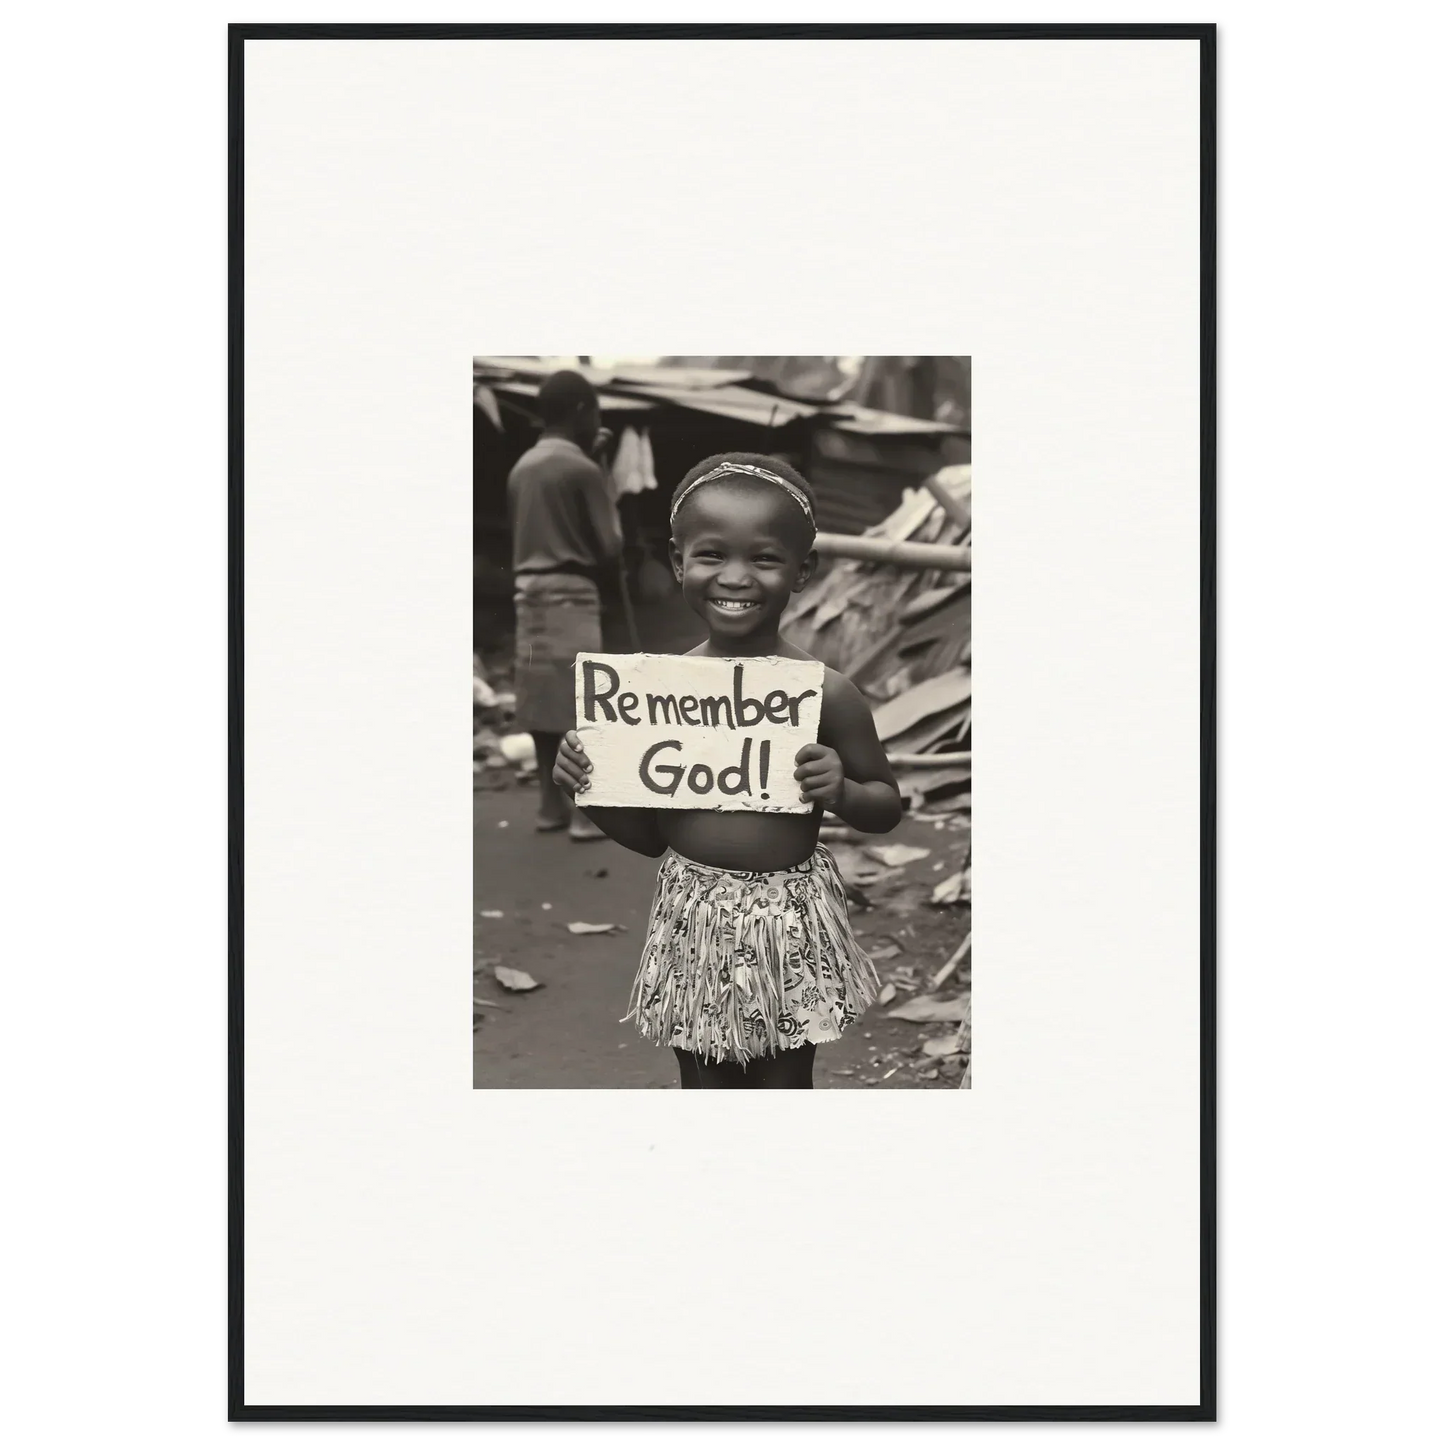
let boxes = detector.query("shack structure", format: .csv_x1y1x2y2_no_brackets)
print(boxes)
474,355,970,603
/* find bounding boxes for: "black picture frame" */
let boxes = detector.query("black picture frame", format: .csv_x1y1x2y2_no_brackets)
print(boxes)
229,21,1216,1422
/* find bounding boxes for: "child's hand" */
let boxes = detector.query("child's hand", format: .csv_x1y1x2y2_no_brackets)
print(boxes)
554,731,594,798
794,743,845,810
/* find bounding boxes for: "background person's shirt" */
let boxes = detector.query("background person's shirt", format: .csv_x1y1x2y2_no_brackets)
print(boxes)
507,436,623,581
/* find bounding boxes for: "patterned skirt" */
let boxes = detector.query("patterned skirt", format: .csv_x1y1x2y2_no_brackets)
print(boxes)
625,847,879,1064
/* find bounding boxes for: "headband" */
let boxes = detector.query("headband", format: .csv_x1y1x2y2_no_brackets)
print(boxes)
669,463,815,527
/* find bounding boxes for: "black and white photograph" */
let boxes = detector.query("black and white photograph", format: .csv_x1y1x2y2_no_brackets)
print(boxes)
473,357,972,1089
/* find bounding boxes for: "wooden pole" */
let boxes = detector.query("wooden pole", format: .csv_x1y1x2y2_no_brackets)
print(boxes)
812,533,970,572
617,556,640,650
930,933,972,991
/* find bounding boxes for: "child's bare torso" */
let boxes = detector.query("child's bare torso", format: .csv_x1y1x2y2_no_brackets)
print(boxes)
658,804,821,872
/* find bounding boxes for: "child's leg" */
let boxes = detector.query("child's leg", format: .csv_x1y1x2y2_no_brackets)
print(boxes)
743,1043,816,1089
673,1047,748,1088
673,1048,701,1088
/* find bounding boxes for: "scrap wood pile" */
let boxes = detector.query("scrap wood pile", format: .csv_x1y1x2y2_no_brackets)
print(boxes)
786,465,971,817
788,467,972,1086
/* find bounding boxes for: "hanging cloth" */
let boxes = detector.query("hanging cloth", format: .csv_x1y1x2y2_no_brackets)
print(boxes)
611,427,657,495
636,427,658,491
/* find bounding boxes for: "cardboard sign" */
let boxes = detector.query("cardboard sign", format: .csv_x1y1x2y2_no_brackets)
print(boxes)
573,653,825,812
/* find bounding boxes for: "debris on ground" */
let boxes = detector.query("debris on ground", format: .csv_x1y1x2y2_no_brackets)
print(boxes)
865,843,931,868
922,1035,962,1058
493,965,542,992
473,655,533,791
930,869,969,906
858,902,974,1088
498,733,536,766
478,909,504,919
886,993,970,1023
567,920,625,935
830,844,905,889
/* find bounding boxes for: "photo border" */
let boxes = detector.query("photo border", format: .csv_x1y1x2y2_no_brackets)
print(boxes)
228,21,1216,1422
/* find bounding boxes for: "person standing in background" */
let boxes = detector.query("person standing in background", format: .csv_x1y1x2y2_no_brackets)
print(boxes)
507,370,620,839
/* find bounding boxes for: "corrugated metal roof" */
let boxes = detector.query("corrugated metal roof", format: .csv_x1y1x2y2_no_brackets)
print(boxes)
473,356,614,387
607,365,754,390
488,379,654,412
472,357,961,438
609,382,820,428
661,356,856,403
474,358,752,392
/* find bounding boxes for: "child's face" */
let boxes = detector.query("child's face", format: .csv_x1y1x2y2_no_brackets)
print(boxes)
669,486,815,641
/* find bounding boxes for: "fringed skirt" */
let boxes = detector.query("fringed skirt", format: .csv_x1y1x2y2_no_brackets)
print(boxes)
625,847,878,1064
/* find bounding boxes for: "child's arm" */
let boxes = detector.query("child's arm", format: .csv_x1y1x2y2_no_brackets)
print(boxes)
554,731,668,857
795,671,903,835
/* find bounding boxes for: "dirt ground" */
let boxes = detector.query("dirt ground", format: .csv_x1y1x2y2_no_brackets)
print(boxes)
472,775,971,1089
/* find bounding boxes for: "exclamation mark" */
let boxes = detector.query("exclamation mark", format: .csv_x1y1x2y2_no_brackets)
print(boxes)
759,739,770,800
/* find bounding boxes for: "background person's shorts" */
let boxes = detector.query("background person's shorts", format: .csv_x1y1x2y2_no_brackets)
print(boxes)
512,572,602,734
